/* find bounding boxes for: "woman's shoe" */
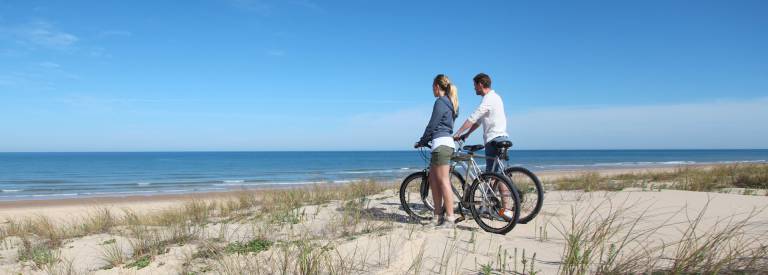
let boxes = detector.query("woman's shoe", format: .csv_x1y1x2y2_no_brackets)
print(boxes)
441,215,459,228
433,214,445,227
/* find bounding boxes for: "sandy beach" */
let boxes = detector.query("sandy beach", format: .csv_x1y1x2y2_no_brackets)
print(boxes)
0,164,720,220
0,164,766,274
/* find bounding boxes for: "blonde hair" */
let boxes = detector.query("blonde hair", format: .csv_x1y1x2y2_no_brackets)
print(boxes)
434,74,459,117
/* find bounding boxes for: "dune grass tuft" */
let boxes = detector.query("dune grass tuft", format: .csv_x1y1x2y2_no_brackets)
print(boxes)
556,197,768,274
125,254,152,270
225,238,273,255
551,164,768,192
99,241,125,269
17,236,60,269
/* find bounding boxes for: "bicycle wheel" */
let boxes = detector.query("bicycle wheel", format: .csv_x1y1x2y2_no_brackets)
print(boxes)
468,172,521,234
504,167,544,224
399,171,433,220
399,171,466,220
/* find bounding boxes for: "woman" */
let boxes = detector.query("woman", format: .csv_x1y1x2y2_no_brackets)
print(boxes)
414,74,460,227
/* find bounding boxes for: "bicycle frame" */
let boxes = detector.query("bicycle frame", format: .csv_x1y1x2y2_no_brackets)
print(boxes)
450,144,505,211
452,140,508,184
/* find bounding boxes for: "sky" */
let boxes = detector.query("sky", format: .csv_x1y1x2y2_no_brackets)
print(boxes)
0,0,766,151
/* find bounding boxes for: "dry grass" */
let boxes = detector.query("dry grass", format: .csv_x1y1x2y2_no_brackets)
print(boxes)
99,241,126,269
17,236,60,270
210,238,367,275
41,257,77,275
0,180,393,273
555,197,768,274
556,198,672,274
552,164,768,192
3,175,765,274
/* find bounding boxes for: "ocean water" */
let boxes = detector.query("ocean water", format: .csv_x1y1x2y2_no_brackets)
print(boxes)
0,150,766,200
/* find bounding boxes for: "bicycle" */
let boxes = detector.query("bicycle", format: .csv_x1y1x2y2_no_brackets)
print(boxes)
399,143,522,234
466,139,544,224
399,145,464,220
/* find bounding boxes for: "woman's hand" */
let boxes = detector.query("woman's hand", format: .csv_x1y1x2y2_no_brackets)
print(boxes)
453,134,467,141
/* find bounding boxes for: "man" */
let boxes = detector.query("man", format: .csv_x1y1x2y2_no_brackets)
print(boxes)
453,73,514,220
453,73,510,171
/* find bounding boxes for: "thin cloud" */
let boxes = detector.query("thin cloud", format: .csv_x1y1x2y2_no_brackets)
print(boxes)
0,64,79,91
0,75,19,87
291,0,323,12
227,0,322,14
227,0,271,14
37,61,61,69
330,97,768,150
88,47,111,58
508,97,768,149
266,49,285,56
97,30,132,38
0,20,78,49
58,94,205,113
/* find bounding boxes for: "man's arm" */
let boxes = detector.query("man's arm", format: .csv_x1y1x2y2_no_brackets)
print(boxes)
465,122,481,137
454,120,478,140
454,97,490,140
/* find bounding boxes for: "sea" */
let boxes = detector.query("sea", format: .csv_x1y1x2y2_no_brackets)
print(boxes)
0,150,766,201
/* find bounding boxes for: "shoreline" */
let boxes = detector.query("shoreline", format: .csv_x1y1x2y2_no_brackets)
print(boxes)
1,159,764,202
0,163,729,211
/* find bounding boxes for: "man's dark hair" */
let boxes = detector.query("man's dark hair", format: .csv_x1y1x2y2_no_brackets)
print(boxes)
473,73,492,88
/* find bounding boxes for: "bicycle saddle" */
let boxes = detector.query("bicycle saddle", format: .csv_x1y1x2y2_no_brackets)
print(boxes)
463,144,485,152
493,140,513,148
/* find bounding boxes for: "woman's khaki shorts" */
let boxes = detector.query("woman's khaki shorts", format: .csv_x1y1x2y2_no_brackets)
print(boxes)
430,145,454,166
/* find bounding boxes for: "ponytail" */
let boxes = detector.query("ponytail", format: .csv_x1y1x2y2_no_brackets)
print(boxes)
434,74,459,118
446,83,459,118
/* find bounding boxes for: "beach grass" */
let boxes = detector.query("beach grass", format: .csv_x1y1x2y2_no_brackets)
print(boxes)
17,236,60,269
551,164,768,192
224,238,272,255
0,167,766,273
98,241,125,269
555,197,768,274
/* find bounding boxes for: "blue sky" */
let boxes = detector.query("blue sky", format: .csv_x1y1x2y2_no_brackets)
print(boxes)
0,0,766,151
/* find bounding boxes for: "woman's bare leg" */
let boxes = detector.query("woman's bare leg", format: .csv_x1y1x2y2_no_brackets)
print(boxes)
429,165,443,217
433,164,454,217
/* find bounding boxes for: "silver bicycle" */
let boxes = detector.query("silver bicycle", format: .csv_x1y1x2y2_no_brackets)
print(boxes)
399,142,522,234
460,140,544,224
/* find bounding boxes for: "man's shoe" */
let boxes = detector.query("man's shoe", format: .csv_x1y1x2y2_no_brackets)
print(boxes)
498,209,515,222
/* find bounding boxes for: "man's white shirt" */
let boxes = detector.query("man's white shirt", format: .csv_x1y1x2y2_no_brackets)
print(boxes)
467,90,509,144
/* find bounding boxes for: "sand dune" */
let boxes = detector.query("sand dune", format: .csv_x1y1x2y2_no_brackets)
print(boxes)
0,166,766,274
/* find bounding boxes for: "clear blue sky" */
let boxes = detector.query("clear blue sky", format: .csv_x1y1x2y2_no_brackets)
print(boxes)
1,0,766,151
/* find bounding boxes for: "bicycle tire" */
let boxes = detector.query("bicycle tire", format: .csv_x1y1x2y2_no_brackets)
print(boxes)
468,172,521,234
399,170,466,220
504,167,544,224
399,171,433,220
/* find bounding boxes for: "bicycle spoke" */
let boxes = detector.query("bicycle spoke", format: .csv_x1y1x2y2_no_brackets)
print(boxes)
468,173,520,234
504,167,544,224
399,173,433,220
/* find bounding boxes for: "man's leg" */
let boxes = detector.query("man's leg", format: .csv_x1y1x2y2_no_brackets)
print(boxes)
485,140,498,173
488,137,514,220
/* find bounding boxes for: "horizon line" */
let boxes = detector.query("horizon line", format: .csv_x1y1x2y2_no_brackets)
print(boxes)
2,148,768,153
